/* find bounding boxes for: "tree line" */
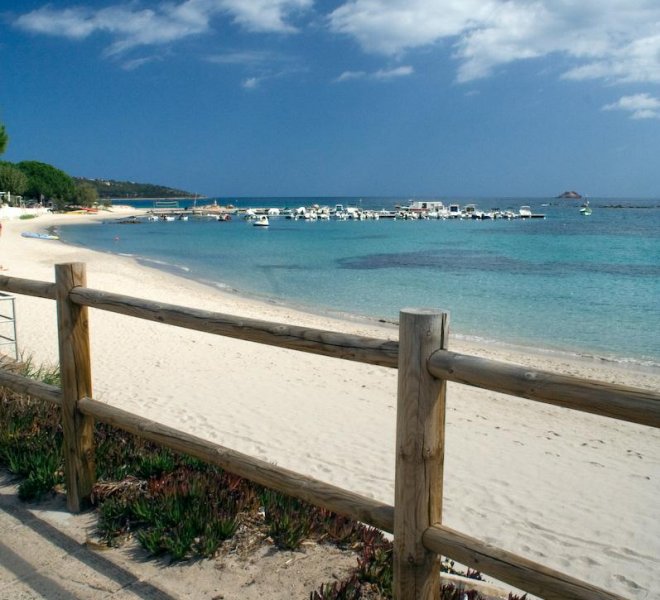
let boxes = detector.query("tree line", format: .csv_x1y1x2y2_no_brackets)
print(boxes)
0,160,98,210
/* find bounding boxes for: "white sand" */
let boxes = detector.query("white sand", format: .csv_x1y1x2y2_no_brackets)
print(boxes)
2,210,659,599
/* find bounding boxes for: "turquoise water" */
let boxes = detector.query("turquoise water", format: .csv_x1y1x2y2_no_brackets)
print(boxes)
58,197,660,365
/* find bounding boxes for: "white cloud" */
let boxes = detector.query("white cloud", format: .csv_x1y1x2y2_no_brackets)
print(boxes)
373,65,413,79
335,70,367,82
328,0,660,85
329,0,489,55
219,0,312,33
206,50,275,65
15,0,312,55
242,77,260,89
15,7,98,39
603,93,660,119
335,65,413,82
121,55,162,71
562,33,660,84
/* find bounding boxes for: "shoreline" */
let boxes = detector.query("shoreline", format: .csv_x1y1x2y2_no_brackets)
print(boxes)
2,210,659,598
51,210,660,371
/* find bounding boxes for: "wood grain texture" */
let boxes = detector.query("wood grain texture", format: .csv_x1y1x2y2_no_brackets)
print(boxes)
78,397,395,533
71,288,398,368
394,309,449,600
428,350,660,428
68,287,400,368
55,263,96,512
423,525,627,600
0,275,57,299
0,370,62,405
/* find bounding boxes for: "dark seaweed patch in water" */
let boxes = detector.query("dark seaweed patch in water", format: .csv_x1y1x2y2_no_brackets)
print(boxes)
547,262,660,277
338,251,660,278
337,250,533,273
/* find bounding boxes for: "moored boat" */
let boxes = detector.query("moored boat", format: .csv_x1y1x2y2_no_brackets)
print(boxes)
21,231,59,240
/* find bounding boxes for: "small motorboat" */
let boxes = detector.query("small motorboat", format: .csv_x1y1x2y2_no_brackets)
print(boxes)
21,231,59,240
580,201,592,216
253,215,269,227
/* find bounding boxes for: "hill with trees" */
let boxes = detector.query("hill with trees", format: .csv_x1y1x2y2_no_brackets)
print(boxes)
74,177,196,199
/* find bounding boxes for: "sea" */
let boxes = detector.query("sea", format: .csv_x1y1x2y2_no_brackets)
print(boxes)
56,197,660,368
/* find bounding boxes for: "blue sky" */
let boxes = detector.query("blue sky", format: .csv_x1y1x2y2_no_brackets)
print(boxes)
1,0,659,198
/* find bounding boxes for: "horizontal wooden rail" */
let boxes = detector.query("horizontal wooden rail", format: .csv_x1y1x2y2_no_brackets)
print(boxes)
423,525,626,600
69,288,400,368
78,397,395,533
429,350,660,429
0,275,57,300
0,370,63,406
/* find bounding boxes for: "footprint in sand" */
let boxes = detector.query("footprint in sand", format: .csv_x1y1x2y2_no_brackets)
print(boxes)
612,574,642,591
626,449,643,459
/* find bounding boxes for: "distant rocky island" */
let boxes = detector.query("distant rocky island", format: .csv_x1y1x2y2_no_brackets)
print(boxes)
75,177,197,199
557,190,582,199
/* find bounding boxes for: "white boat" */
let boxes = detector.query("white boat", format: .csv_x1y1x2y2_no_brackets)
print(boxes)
21,231,59,240
397,200,448,219
448,204,461,218
519,206,532,218
580,200,592,216
253,215,269,227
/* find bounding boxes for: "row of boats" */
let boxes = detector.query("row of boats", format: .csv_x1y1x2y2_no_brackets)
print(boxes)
244,201,545,224
118,201,546,227
118,213,232,224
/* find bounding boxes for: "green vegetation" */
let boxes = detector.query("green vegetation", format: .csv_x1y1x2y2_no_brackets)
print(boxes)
0,123,8,156
14,161,75,209
0,163,29,196
74,177,196,199
73,181,99,206
0,358,62,501
0,360,523,599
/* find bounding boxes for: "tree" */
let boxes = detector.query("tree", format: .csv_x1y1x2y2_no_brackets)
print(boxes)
74,181,98,207
15,160,75,205
0,163,29,200
0,123,8,156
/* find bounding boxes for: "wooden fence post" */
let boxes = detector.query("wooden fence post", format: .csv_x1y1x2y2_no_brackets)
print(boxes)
56,263,95,512
394,309,449,599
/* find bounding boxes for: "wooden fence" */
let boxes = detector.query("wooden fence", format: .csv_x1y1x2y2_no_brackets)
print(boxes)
1,262,659,600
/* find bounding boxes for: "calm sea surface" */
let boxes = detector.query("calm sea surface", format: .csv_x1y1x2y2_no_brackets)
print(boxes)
57,197,660,366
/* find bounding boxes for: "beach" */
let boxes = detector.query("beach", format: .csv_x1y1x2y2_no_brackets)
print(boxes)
2,209,659,599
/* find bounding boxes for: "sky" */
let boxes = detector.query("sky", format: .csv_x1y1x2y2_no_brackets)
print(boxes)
1,0,659,198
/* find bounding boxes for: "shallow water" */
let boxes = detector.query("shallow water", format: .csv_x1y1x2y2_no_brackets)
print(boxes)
58,197,660,365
